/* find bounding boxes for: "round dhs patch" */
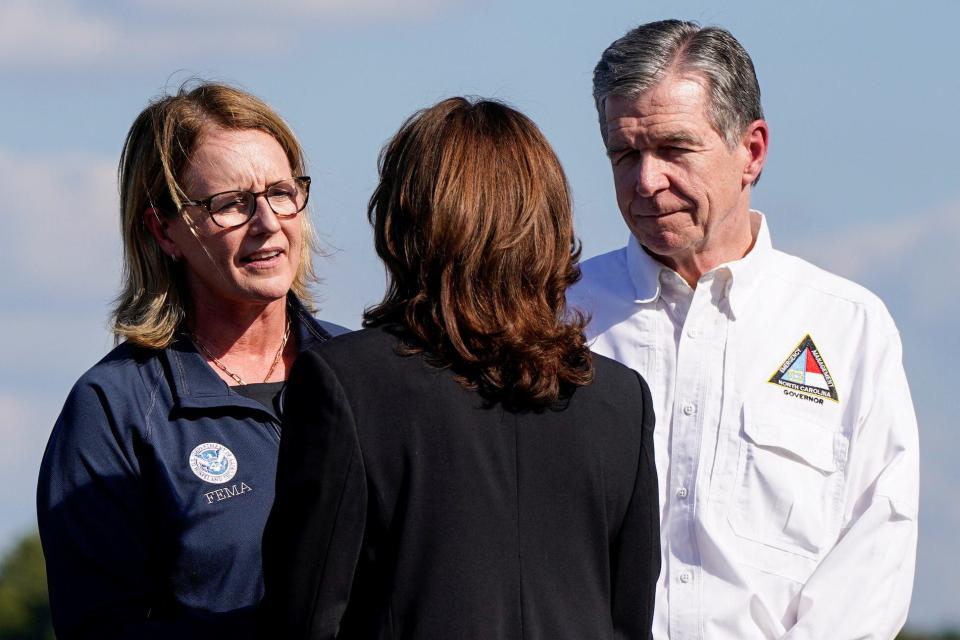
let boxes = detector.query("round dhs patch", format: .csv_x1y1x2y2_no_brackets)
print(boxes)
189,443,238,484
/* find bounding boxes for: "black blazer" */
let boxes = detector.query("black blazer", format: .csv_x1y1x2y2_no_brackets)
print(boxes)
262,325,659,639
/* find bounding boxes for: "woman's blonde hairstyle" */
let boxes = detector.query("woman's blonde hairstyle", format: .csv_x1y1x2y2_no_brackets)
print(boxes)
113,81,318,348
364,97,593,408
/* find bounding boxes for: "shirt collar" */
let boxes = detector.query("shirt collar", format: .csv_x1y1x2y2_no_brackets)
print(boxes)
164,293,332,411
623,210,773,317
288,294,334,352
722,210,772,319
625,233,666,304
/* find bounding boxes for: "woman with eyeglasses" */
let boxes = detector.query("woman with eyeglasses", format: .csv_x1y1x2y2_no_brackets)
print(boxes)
37,81,347,639
261,97,660,639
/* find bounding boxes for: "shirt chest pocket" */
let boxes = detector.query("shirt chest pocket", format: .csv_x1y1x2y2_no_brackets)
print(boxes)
727,406,847,559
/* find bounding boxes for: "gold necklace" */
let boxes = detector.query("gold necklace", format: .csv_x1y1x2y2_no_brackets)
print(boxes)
191,318,291,385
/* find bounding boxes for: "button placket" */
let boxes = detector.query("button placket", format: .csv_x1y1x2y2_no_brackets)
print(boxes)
665,274,730,640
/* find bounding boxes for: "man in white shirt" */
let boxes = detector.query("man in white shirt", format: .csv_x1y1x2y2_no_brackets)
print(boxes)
568,19,919,639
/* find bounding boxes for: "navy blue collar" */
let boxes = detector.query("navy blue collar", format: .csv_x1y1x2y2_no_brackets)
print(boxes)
164,295,332,416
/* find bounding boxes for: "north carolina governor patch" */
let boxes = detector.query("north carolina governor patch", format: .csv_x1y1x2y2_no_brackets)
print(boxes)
768,334,839,402
189,443,238,484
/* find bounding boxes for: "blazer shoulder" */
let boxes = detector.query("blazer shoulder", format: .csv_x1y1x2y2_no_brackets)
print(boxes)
299,325,417,389
590,352,649,393
308,325,396,361
571,352,652,427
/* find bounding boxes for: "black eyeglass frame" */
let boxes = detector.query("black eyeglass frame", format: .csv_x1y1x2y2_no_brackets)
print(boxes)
179,176,312,229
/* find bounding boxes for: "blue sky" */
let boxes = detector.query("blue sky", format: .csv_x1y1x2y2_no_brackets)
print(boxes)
0,0,956,629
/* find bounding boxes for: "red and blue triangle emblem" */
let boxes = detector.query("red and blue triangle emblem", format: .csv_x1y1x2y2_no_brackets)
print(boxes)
768,334,839,402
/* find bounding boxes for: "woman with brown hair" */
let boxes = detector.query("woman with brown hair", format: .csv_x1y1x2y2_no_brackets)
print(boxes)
262,97,660,639
37,81,346,639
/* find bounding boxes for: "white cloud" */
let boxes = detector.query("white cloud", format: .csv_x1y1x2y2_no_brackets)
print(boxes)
789,200,959,279
0,1,118,65
0,309,115,382
0,0,459,69
0,394,37,465
0,147,123,554
0,0,269,69
0,392,57,553
0,147,120,299
135,0,454,20
786,200,960,320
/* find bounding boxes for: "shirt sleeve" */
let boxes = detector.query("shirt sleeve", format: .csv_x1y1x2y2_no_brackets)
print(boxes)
611,373,661,640
781,329,919,640
37,378,217,640
260,348,367,639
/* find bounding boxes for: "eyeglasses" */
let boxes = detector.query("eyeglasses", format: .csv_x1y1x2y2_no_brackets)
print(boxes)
180,176,311,229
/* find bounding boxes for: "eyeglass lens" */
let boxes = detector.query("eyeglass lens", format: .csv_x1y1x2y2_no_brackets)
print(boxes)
209,178,308,228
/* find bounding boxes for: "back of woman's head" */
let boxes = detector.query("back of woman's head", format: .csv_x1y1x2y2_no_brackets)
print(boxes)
114,80,318,348
364,97,593,408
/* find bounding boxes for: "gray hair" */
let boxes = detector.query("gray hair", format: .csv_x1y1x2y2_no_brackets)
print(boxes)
593,19,764,148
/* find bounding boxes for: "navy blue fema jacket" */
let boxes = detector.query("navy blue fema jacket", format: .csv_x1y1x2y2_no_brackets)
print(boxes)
37,297,344,640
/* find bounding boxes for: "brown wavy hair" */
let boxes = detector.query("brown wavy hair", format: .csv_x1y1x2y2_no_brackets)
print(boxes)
364,97,593,408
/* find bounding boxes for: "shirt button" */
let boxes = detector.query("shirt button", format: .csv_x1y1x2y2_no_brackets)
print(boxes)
676,487,688,499
682,402,696,416
679,570,692,583
686,327,699,339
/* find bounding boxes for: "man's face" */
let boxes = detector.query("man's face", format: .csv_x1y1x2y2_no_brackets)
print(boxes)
604,73,757,269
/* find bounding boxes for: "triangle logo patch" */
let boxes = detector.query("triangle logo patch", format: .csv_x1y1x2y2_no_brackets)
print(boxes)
768,334,839,402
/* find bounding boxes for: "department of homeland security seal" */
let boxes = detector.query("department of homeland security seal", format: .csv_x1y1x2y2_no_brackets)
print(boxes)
189,443,238,484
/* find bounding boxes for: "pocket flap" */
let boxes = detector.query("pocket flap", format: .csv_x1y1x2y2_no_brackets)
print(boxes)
742,408,839,473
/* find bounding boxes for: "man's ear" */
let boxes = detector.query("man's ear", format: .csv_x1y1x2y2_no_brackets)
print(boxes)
143,208,181,260
740,119,769,187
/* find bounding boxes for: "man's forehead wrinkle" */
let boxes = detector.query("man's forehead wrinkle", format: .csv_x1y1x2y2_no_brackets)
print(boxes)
605,111,706,145
605,104,696,129
603,75,714,144
646,77,707,113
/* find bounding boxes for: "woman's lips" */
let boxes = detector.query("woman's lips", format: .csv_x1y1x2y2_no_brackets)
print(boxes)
240,248,284,267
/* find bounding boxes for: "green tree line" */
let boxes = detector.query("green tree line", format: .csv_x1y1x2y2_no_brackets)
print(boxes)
0,533,52,640
0,530,953,639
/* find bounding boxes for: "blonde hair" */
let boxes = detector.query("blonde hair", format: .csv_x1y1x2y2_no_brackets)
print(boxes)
113,81,318,348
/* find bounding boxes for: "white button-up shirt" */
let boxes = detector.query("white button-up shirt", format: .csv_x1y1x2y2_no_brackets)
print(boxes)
568,212,918,639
